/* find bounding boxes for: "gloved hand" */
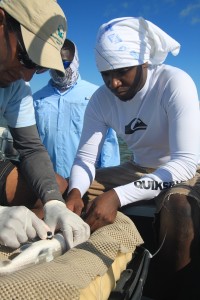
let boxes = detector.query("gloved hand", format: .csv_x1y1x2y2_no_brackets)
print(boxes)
44,200,90,249
0,206,50,248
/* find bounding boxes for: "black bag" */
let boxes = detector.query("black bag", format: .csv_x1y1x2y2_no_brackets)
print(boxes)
109,246,152,300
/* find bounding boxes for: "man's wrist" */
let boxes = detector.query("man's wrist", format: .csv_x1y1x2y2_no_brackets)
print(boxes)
67,188,82,198
42,191,65,205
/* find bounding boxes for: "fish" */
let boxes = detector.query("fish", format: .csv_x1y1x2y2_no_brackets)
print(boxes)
0,232,68,275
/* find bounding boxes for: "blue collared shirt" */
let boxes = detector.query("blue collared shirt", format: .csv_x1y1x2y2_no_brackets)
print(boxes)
33,76,120,178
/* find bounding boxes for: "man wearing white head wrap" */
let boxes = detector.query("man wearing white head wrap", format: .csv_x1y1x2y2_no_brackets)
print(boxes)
66,17,200,299
95,17,180,70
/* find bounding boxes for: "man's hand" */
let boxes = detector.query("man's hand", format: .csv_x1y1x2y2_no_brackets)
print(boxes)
65,188,84,216
44,200,90,249
84,189,121,232
0,206,49,248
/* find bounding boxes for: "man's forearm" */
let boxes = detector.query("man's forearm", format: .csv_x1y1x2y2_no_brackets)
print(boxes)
9,125,64,204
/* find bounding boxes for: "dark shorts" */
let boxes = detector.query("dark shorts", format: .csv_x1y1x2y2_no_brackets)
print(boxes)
153,168,200,214
0,160,16,206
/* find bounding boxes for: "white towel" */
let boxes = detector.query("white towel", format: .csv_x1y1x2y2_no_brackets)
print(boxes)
95,17,180,72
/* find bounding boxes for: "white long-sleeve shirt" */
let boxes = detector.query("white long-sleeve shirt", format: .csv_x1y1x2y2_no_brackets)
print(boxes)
69,64,200,206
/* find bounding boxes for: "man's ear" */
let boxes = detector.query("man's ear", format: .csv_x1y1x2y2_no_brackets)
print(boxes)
143,62,148,69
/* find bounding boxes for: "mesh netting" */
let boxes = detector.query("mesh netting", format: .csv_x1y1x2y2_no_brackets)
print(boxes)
0,212,143,300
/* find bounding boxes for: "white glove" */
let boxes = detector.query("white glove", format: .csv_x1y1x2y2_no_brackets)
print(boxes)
0,206,50,248
44,200,90,249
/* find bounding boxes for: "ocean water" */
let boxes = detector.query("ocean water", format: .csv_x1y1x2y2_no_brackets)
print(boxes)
118,136,132,163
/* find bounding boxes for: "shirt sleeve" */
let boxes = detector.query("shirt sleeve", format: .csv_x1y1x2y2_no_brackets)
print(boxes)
9,124,64,204
68,97,108,196
4,80,36,128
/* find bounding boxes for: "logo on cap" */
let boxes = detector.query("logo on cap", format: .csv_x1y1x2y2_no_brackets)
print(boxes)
51,24,65,46
58,25,64,39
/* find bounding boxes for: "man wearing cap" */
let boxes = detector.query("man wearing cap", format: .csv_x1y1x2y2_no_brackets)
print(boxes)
65,17,200,298
33,38,120,179
0,0,90,250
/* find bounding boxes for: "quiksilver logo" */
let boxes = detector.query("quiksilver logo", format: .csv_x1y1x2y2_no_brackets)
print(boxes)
134,180,182,190
125,118,147,134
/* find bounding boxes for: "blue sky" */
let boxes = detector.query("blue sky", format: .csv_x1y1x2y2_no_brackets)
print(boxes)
30,0,200,98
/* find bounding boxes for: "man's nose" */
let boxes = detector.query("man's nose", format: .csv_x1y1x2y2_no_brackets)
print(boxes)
107,75,122,89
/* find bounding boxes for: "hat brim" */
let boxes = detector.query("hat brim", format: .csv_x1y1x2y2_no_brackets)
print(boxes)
21,25,65,75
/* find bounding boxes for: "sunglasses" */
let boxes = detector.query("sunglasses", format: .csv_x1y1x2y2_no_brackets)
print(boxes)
63,60,71,69
17,51,48,74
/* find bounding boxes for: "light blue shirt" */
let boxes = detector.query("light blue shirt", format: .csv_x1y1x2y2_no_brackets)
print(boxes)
0,80,35,128
33,76,120,178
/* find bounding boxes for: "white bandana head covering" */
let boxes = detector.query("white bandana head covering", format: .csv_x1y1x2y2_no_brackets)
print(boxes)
50,40,79,92
95,17,180,72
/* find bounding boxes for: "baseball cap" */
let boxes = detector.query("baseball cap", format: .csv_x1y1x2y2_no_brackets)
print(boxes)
0,0,67,75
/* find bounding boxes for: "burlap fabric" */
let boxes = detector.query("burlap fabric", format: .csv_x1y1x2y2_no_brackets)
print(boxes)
0,212,143,300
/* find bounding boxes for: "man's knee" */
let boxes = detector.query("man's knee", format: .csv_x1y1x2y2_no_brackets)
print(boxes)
156,194,200,270
159,194,200,230
158,194,199,240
